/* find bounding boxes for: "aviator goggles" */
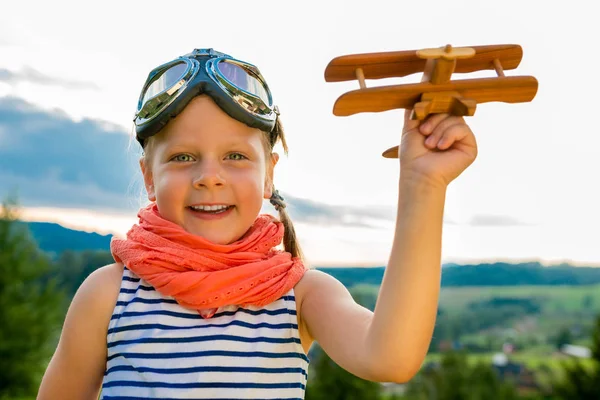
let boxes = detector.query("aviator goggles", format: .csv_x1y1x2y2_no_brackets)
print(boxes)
134,48,279,146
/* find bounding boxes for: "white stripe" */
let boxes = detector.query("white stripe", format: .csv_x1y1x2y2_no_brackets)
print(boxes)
104,369,304,384
102,385,305,400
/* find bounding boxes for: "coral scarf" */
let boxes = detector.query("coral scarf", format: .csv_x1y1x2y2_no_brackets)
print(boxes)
110,203,306,317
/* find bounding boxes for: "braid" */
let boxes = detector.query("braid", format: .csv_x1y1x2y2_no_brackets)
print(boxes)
265,117,304,261
270,189,303,260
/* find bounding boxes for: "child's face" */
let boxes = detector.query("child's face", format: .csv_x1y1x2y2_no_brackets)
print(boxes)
141,95,277,244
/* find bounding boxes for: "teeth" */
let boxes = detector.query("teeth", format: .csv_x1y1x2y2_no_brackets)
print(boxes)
190,205,229,211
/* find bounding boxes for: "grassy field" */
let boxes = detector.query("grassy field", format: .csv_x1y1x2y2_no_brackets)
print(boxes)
353,283,600,360
438,284,600,314
352,283,600,317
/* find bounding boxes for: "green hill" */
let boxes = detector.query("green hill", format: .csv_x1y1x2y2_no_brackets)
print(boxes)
18,220,112,256
319,263,600,288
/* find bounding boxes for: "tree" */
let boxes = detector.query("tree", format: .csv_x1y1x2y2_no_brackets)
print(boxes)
54,249,114,297
349,285,378,311
404,351,519,400
553,315,600,399
305,344,383,400
554,327,573,350
0,198,66,399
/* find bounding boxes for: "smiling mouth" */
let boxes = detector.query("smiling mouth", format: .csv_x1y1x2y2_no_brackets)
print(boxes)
188,205,235,214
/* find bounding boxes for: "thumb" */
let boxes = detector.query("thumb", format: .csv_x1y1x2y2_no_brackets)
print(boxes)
403,108,422,135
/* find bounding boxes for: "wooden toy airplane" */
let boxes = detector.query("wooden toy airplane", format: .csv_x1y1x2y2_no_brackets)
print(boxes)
324,44,538,158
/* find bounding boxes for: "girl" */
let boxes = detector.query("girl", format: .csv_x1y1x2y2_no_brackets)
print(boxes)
37,48,477,399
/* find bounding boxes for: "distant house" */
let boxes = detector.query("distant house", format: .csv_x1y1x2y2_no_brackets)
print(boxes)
381,382,406,397
559,344,592,358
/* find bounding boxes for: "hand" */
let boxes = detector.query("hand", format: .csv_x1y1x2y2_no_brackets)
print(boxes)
399,110,478,188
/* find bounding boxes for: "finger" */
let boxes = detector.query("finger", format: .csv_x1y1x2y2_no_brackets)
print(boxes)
436,122,471,150
425,115,465,146
432,114,465,135
419,113,450,135
423,115,462,149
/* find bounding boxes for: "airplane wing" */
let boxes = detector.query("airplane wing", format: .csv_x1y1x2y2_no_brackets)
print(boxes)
325,44,523,82
332,76,538,116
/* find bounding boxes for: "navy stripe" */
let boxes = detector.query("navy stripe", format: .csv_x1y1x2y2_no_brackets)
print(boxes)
102,380,305,390
108,320,298,335
110,307,296,321
107,334,301,348
118,285,156,294
103,396,303,400
107,350,310,363
116,298,178,307
122,276,140,283
105,364,308,378
218,307,296,317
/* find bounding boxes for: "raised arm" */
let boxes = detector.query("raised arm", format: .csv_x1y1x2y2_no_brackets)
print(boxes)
37,263,123,400
298,111,477,383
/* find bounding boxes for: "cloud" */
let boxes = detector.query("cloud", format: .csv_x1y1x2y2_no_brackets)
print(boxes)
0,67,99,90
282,194,396,229
0,96,142,212
468,214,532,227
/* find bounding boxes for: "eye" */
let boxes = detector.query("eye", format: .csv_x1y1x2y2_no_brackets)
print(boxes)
227,152,247,161
172,154,194,162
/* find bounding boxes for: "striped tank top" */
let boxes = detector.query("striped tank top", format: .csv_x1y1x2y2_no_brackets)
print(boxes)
100,267,309,400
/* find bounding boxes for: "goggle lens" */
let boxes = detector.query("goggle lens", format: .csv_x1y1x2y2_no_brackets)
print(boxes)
141,61,188,105
216,60,270,106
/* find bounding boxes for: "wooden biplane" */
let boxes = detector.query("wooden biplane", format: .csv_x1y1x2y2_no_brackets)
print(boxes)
324,44,538,158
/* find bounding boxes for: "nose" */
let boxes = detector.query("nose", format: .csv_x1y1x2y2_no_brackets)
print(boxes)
192,160,226,188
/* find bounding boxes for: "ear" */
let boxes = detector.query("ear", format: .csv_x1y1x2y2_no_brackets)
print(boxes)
264,152,279,199
139,157,156,202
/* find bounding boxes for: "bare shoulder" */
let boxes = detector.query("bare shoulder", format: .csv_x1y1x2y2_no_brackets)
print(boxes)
70,261,125,333
295,268,349,304
294,268,377,380
72,262,124,320
83,262,124,298
37,262,124,399
295,269,355,351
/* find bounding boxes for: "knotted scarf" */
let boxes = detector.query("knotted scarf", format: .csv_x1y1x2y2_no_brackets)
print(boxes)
110,203,307,317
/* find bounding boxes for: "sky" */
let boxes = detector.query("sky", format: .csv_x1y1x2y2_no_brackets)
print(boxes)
1,0,599,266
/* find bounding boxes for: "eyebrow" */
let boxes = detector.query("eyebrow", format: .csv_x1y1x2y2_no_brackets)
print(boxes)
161,139,260,154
